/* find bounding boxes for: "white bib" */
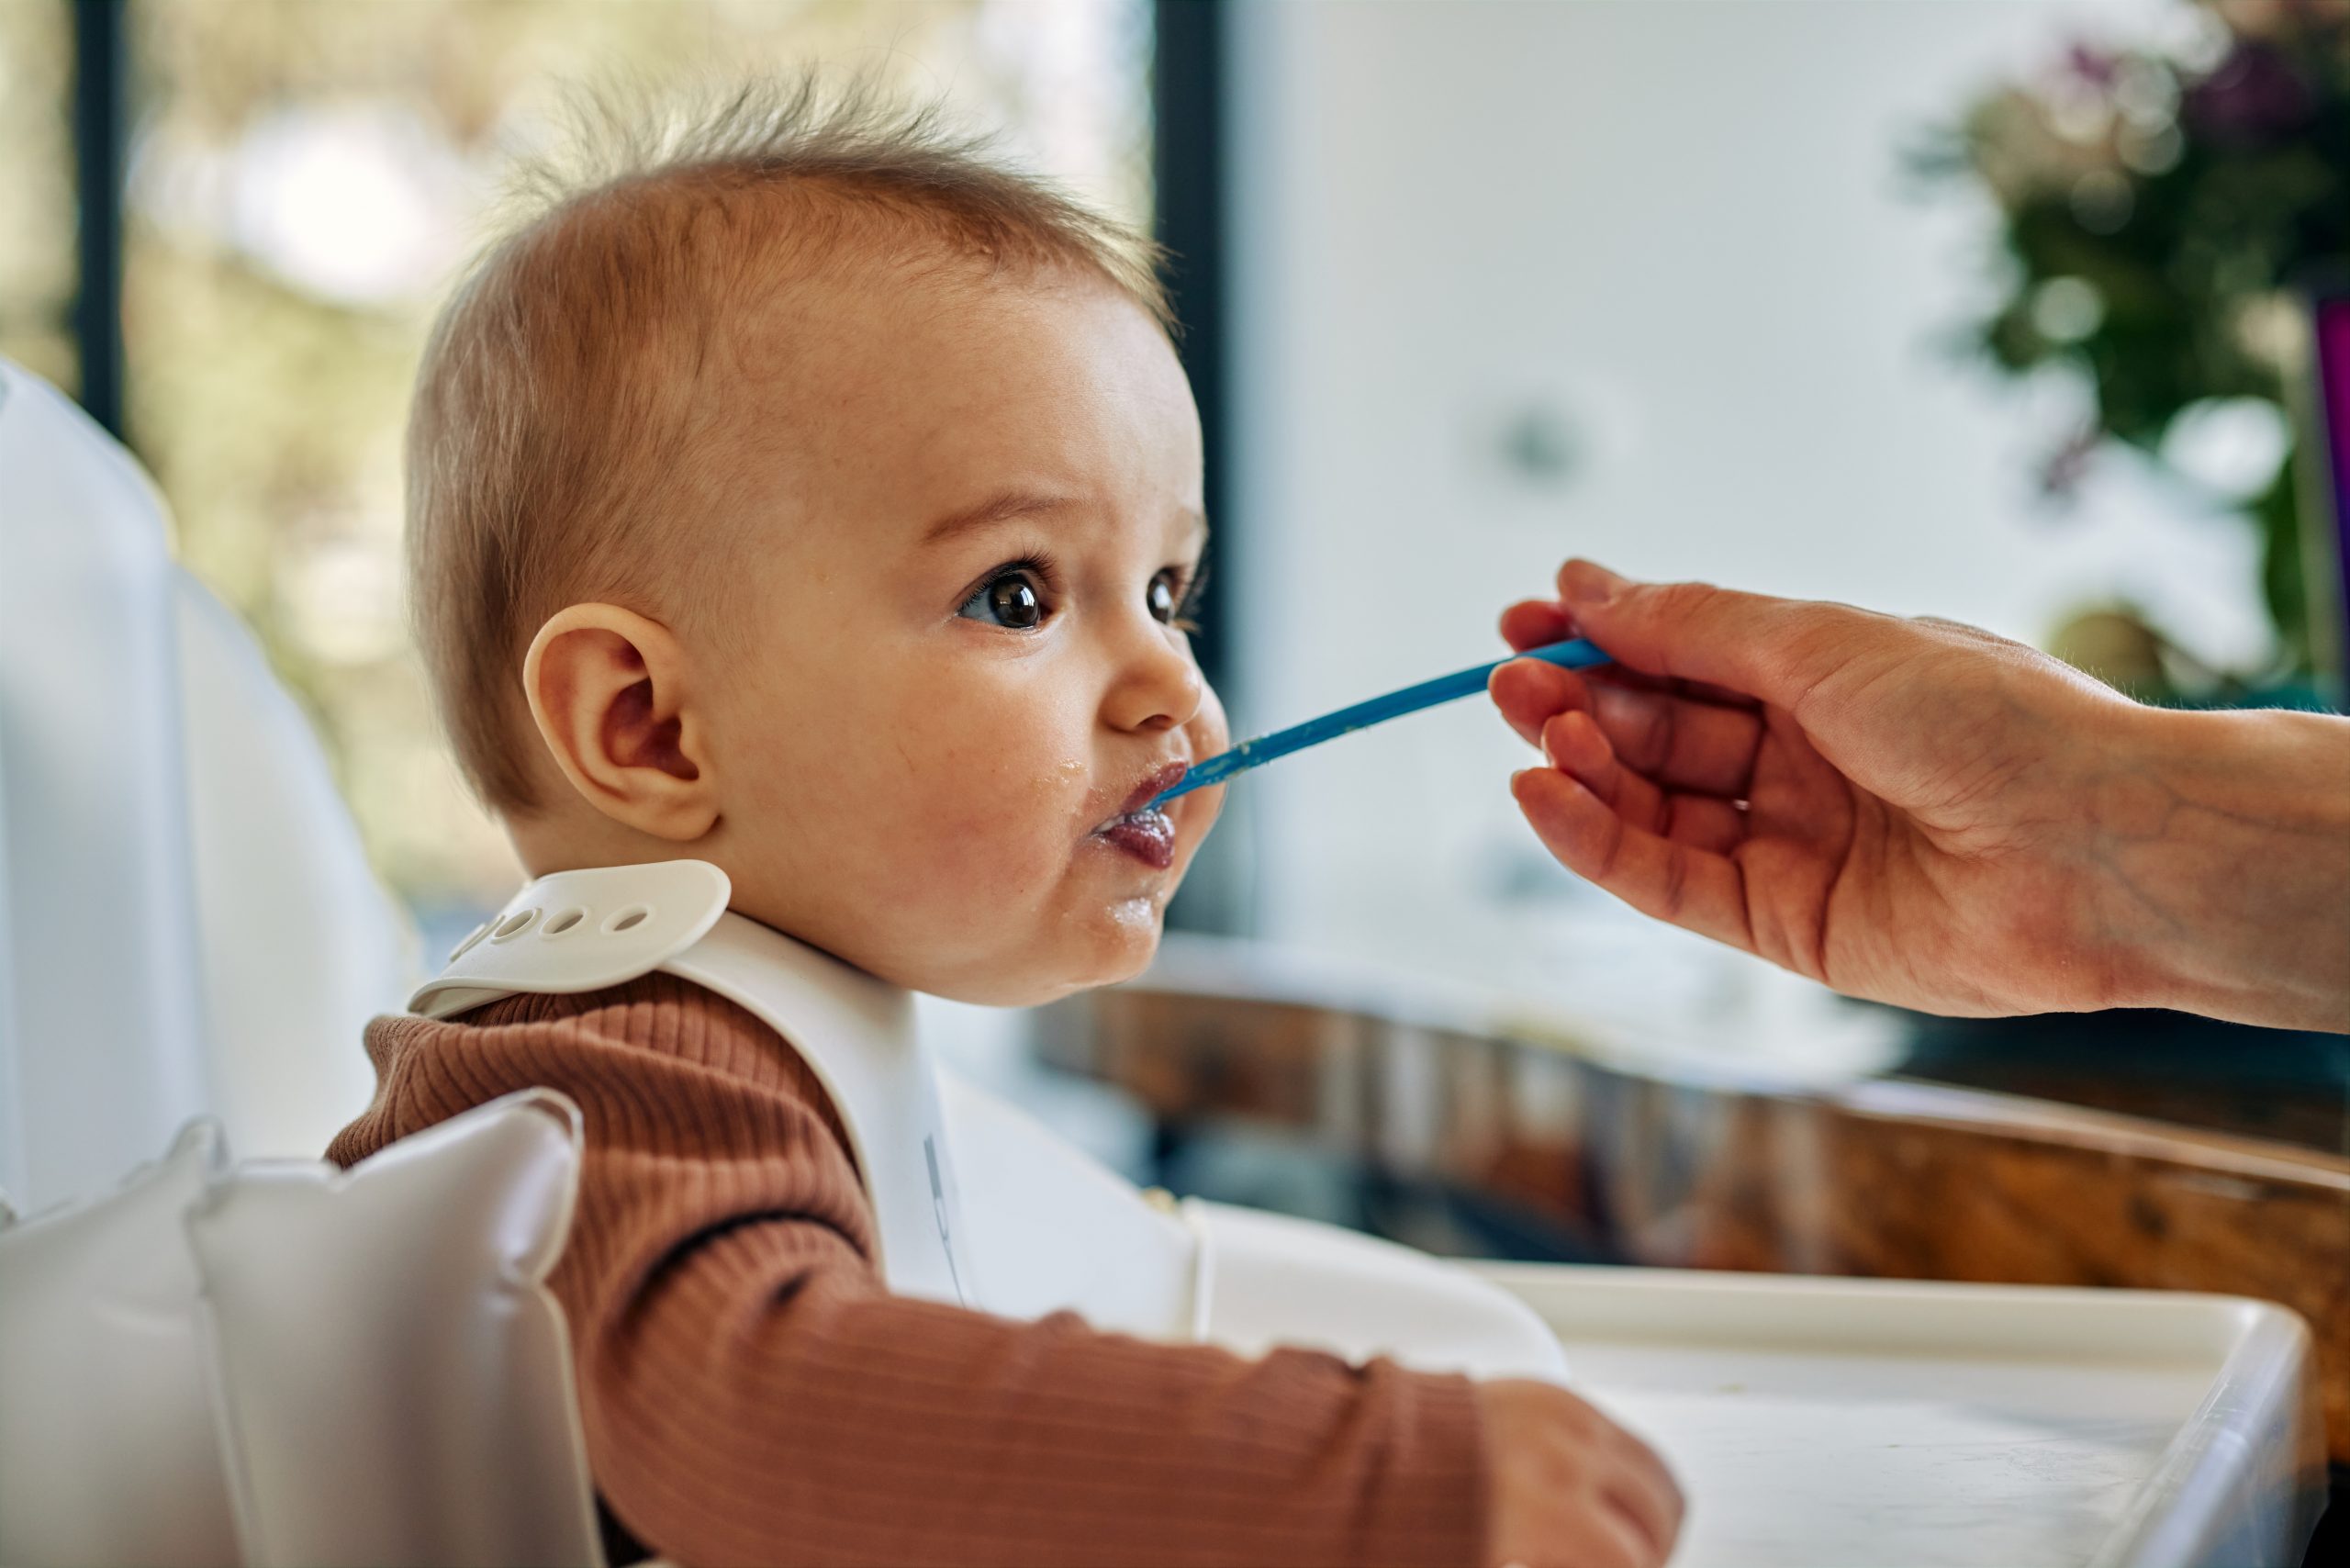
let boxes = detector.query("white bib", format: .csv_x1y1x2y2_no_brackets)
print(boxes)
414,860,1570,1382
412,860,971,1308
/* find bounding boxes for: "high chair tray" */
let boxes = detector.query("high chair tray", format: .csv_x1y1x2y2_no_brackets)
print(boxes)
1472,1264,2323,1568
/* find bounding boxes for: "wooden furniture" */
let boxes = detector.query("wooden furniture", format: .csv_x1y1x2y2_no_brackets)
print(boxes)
1032,966,2350,1464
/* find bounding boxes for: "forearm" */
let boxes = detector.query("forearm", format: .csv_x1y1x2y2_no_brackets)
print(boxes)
583,1223,1488,1568
2094,705,2350,1032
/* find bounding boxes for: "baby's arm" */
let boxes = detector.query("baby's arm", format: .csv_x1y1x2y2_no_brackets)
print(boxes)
341,976,1490,1567
597,1201,1485,1566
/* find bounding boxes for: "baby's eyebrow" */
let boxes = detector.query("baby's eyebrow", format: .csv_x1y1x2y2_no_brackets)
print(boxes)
922,489,1075,545
921,490,1211,554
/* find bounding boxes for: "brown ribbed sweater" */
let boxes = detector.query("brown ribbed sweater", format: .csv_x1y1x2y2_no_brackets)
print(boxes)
327,973,1488,1567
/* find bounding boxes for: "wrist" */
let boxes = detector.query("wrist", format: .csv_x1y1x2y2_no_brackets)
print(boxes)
2091,702,2350,1031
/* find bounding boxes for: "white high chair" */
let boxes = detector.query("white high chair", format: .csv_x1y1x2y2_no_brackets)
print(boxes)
0,359,2328,1567
0,363,408,1208
0,357,1559,1566
0,362,599,1567
0,358,1559,1568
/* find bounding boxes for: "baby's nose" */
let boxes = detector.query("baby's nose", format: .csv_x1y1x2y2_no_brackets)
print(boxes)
1102,633,1203,734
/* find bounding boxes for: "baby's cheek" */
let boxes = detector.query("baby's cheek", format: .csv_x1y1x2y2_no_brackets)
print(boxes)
1187,681,1231,762
896,742,1076,890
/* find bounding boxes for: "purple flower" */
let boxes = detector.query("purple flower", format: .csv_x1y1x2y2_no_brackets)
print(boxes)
2065,44,2123,88
2182,42,2315,143
2039,424,2103,500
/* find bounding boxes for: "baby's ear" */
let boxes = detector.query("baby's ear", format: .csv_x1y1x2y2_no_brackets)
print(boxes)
521,604,718,841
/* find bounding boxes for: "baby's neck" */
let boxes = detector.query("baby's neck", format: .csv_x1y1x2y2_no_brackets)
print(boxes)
505,808,701,885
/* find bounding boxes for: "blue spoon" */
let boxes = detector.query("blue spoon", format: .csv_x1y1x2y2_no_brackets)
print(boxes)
1152,637,1610,807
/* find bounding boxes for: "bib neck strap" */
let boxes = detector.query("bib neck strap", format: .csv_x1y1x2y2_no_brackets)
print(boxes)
406,859,970,1307
411,860,733,1020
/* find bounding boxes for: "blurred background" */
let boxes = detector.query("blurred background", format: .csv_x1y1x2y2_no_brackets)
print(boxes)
1,0,1158,929
5,0,2346,1188
9,5,2350,1539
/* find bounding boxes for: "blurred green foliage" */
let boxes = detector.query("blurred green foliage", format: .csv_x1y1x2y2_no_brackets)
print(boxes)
1919,0,2349,694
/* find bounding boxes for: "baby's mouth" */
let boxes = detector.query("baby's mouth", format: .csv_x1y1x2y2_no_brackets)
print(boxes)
1094,810,1176,870
1091,761,1189,871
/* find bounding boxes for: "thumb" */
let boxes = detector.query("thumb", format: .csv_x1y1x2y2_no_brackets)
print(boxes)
1558,560,1884,715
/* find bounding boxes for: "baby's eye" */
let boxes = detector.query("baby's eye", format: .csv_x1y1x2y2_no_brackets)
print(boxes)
960,567,1047,630
1150,565,1204,632
1147,570,1181,624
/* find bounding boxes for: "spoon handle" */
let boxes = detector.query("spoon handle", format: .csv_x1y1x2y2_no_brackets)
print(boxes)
1153,637,1610,806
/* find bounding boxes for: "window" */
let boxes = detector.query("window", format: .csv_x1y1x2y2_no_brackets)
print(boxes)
113,0,1152,926
0,0,75,389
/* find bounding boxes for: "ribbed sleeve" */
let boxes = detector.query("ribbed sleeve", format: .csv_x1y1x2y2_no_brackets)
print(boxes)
327,976,1489,1567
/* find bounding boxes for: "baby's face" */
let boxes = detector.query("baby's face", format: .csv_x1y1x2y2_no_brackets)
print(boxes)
698,269,1225,1003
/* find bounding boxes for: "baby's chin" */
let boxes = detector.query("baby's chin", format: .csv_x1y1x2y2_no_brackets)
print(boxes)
914,895,1169,1007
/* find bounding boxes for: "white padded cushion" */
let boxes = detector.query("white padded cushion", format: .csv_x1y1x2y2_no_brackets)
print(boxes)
190,1090,602,1568
0,1121,241,1568
0,1093,601,1568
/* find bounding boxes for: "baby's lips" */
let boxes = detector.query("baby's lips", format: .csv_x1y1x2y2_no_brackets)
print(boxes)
1092,810,1178,869
1118,759,1192,818
1078,758,1193,835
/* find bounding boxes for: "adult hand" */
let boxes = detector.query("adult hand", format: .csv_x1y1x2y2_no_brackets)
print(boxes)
1492,561,2350,1032
1477,1379,1683,1568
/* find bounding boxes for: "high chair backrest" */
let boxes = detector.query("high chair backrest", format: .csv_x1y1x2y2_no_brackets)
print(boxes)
0,363,601,1568
0,360,411,1215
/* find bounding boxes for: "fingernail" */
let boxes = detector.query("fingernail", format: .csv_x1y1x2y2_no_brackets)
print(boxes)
1561,559,1626,607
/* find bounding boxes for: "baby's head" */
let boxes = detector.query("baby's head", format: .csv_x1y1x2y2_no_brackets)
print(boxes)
408,84,1225,1005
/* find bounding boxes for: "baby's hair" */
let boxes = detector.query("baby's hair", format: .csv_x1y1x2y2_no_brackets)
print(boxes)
407,75,1170,812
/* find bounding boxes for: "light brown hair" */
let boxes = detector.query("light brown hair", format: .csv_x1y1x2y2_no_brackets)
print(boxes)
407,78,1170,812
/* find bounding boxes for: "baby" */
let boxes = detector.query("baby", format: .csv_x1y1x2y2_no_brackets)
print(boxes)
330,84,1680,1568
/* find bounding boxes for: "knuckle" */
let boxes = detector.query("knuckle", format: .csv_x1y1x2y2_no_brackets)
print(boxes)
1642,692,1678,767
1593,810,1630,880
1536,1439,1585,1485
1648,578,1717,620
1659,844,1691,918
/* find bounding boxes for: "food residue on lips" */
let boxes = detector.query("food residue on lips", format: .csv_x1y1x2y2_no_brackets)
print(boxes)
1091,759,1189,870
1094,808,1176,869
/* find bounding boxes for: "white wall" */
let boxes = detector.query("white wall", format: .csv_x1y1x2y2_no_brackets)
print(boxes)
1221,0,2250,1058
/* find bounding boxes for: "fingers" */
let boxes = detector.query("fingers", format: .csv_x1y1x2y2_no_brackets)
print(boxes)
1491,658,1766,807
1479,1381,1684,1568
1601,1428,1686,1566
1504,596,1758,711
1542,711,1646,816
1584,680,1763,798
1543,711,1749,852
1490,656,1588,750
1510,1506,1657,1568
1664,795,1746,855
1561,1504,1665,1568
1526,1397,1683,1568
1501,597,1579,653
1511,765,1753,951
1552,559,1888,718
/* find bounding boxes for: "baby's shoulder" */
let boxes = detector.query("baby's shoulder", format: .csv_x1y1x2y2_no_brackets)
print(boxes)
429,972,846,1136
340,971,851,1163
451,973,792,1072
